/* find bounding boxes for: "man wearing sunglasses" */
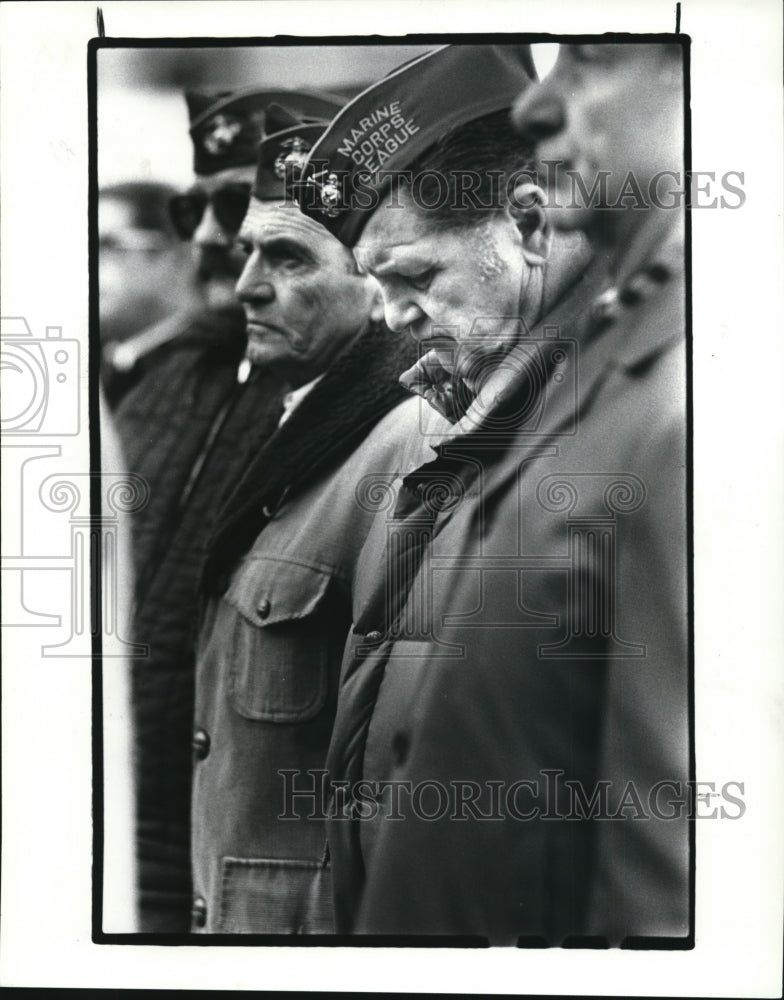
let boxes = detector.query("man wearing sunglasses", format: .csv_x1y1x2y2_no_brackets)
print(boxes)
171,88,343,310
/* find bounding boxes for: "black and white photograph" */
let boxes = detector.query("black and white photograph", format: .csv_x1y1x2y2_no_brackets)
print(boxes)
1,0,782,994
97,37,693,944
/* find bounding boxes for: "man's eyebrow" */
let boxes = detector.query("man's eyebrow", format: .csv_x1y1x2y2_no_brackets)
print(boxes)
359,245,421,276
369,255,433,278
260,235,317,261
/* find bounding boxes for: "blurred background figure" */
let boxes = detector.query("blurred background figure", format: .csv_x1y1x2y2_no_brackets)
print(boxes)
98,180,200,405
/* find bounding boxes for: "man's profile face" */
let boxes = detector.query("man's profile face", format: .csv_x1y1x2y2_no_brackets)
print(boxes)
354,191,526,390
172,165,256,307
512,43,683,234
235,201,378,386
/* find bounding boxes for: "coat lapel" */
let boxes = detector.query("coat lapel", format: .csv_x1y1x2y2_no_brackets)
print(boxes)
202,320,417,588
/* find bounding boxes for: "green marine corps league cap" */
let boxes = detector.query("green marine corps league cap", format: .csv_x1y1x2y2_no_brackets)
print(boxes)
292,44,537,247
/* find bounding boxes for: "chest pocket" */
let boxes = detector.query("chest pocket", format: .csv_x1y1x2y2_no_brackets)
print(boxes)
224,557,334,723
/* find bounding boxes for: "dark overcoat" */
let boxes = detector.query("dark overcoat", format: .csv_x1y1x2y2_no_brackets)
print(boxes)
325,217,690,945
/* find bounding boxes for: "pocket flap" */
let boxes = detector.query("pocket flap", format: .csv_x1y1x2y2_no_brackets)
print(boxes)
218,856,334,933
227,557,333,627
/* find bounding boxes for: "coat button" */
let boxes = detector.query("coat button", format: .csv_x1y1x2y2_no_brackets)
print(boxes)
192,728,210,761
191,896,207,928
364,630,384,645
257,598,271,619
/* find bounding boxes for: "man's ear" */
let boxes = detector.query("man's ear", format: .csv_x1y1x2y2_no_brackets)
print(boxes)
507,182,551,267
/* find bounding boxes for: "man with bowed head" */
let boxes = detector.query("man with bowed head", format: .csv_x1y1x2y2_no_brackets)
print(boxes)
295,43,627,942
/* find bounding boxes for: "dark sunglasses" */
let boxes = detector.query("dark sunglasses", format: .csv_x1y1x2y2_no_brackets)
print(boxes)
169,182,252,240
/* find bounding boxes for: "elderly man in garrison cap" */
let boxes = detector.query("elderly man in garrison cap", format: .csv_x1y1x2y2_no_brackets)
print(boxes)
186,102,419,935
512,41,691,947
113,91,344,934
291,44,629,942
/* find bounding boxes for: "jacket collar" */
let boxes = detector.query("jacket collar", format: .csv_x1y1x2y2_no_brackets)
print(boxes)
202,318,417,588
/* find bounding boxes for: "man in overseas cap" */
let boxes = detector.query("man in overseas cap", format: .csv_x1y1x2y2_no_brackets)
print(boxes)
512,41,691,945
105,88,284,395
294,44,628,941
114,91,340,933
295,44,537,246
173,87,344,309
187,94,420,935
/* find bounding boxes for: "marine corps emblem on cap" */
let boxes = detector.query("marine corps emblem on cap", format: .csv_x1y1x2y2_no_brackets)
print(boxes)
188,88,345,178
316,172,342,217
273,136,312,180
202,113,244,156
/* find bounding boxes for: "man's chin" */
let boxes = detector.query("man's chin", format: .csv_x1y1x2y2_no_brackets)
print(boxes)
244,339,293,370
244,341,272,367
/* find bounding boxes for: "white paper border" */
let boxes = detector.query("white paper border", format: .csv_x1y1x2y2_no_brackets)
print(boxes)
1,0,782,994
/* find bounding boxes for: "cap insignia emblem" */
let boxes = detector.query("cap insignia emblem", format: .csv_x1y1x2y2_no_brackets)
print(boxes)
319,172,341,217
273,136,311,180
203,114,244,156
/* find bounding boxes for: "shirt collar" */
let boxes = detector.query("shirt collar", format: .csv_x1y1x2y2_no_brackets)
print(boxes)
278,374,324,427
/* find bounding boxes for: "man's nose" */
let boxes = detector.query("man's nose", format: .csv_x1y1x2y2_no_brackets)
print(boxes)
383,292,424,334
511,88,567,144
192,202,232,247
235,257,275,304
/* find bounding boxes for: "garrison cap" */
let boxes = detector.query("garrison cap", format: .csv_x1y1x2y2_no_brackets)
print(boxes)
187,87,344,177
252,96,344,200
293,44,537,246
